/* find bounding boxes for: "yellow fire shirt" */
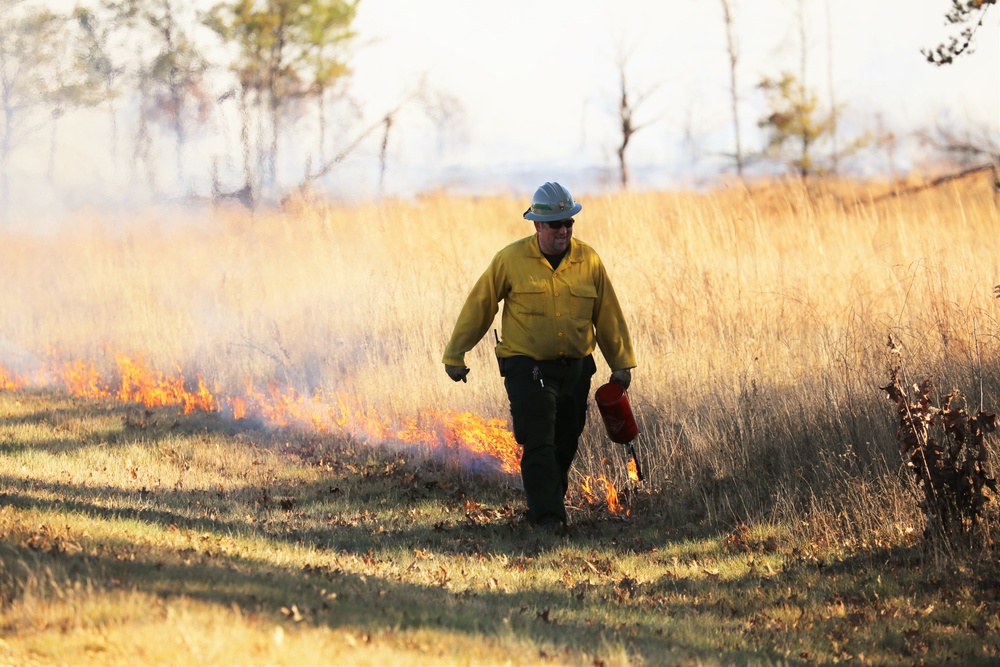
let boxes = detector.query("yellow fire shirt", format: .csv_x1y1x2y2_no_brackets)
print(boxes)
442,235,636,371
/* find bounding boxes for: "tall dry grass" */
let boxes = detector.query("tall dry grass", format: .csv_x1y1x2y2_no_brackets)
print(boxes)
1,175,998,540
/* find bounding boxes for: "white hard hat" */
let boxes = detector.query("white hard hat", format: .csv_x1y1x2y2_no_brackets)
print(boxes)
523,182,583,222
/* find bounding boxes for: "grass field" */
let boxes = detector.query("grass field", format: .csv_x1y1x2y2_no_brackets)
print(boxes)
1,175,998,664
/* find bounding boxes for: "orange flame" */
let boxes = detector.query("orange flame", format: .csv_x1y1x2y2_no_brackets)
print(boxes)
116,355,217,414
0,366,24,391
3,350,626,513
400,409,521,474
231,396,247,420
581,474,623,514
221,379,521,472
627,457,640,482
61,358,112,397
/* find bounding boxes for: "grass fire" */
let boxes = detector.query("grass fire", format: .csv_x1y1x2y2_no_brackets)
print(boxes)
2,350,630,512
1,178,998,665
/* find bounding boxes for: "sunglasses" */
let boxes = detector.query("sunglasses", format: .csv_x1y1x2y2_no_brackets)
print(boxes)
544,219,575,230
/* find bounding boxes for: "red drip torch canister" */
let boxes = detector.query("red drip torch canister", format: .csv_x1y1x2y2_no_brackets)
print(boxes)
595,382,639,444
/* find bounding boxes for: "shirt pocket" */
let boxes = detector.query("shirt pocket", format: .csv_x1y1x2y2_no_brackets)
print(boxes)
510,281,548,316
569,284,598,320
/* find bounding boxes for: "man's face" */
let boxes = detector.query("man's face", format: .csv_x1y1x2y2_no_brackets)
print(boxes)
534,218,574,255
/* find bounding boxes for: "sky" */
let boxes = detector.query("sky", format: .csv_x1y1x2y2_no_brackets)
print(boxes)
342,0,999,195
6,0,1000,209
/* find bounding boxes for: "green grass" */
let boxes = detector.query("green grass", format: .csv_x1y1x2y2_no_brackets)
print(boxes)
1,388,998,666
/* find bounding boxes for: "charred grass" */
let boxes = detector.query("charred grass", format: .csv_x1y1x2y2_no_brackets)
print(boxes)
1,388,998,666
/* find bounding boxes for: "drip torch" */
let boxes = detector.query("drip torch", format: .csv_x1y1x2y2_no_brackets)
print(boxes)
594,381,644,481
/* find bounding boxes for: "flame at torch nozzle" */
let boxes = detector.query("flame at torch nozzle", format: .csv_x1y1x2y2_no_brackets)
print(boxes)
626,441,644,482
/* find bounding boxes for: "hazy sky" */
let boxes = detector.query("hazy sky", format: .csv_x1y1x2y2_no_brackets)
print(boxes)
344,0,999,192
8,0,1000,208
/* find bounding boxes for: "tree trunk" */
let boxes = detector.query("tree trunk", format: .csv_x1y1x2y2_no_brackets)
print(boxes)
107,100,119,182
238,86,255,209
720,0,743,178
378,113,393,196
618,70,631,189
2,104,12,222
798,0,809,179
47,111,60,184
617,141,629,189
825,0,838,174
317,87,326,166
269,98,279,193
172,87,185,187
133,51,157,195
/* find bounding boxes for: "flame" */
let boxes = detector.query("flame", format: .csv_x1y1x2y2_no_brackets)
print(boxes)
38,353,214,413
404,409,521,474
581,474,623,514
1,350,627,513
115,355,218,414
236,384,523,474
0,366,24,391
627,457,640,482
59,358,112,397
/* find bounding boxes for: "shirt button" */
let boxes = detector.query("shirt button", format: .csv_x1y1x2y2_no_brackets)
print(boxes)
557,332,563,337
554,292,560,296
555,312,561,317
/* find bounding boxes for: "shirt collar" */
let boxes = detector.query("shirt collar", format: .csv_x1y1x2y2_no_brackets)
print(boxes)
530,234,578,262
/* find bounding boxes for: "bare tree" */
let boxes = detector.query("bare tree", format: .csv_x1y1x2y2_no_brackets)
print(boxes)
204,0,358,202
873,113,899,182
916,121,1000,167
98,0,211,194
824,0,839,173
72,5,128,177
299,91,415,190
420,87,467,160
613,46,656,189
0,3,78,219
142,0,211,187
45,36,104,183
369,82,467,196
377,112,392,196
719,0,744,177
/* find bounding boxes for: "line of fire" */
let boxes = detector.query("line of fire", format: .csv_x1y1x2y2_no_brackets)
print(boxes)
0,352,640,515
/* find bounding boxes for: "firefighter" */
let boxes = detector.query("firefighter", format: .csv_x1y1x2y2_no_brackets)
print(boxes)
442,182,636,531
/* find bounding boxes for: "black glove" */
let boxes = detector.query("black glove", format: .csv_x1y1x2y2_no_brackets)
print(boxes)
610,368,631,390
445,364,470,383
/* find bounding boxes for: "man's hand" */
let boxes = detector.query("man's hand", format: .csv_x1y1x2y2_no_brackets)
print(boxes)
610,368,631,390
445,365,470,383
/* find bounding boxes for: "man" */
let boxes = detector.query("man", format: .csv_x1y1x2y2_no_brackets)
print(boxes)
442,181,635,530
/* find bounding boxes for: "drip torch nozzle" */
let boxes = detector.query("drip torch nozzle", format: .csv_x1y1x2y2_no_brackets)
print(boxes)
626,441,644,482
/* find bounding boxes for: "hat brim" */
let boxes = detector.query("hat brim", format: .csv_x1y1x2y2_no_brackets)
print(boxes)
524,202,582,222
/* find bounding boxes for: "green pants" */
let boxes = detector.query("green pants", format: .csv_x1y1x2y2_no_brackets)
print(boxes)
503,355,597,525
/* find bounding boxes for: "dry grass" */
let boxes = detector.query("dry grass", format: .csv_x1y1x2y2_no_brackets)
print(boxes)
3,175,998,534
1,175,999,664
1,388,998,666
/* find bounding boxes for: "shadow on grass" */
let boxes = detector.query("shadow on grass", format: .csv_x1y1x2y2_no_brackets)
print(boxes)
0,393,239,456
15,478,996,666
0,467,626,562
0,496,778,666
0,418,767,664
4,389,998,664
0,403,122,453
